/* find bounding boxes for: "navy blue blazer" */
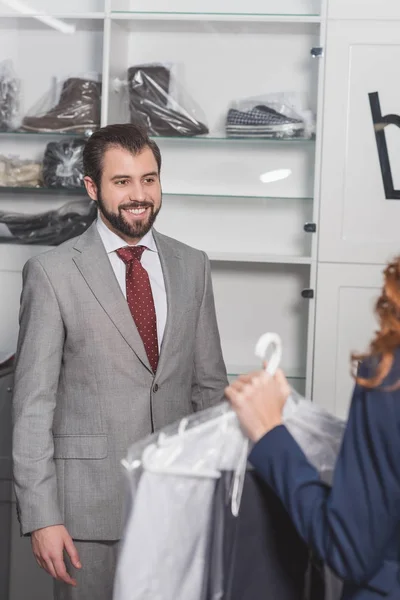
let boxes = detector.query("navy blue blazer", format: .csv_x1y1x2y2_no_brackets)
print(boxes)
249,358,400,600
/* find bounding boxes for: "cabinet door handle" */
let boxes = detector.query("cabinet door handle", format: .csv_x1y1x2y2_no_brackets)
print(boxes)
311,47,324,58
7,387,12,393
304,222,317,233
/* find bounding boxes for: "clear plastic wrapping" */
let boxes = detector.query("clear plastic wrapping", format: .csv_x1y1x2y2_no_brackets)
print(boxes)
0,200,97,245
114,63,208,137
254,333,345,477
0,60,20,132
115,333,345,600
225,93,316,139
115,403,248,600
42,138,86,189
284,392,346,477
21,75,101,134
0,155,41,187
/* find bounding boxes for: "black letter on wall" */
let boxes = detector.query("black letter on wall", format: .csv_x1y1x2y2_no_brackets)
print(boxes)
369,91,400,200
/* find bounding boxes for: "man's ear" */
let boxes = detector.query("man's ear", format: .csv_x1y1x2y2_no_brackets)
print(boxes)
84,176,98,202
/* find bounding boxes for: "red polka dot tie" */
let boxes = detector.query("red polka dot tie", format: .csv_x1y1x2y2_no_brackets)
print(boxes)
117,245,159,372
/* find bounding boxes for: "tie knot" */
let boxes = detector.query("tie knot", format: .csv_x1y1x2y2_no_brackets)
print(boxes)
117,245,146,264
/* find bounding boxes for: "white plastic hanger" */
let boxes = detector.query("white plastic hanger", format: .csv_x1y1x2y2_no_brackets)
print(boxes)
254,332,283,376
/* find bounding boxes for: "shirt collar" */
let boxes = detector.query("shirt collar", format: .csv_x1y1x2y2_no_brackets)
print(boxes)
96,215,158,255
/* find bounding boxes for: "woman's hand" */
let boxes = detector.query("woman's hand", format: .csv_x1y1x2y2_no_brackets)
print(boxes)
225,368,291,442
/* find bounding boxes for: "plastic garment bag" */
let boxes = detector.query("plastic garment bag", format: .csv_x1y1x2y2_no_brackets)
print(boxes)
255,334,346,477
0,200,97,245
0,155,41,187
42,138,86,189
114,400,250,600
114,333,345,600
113,63,209,137
0,60,19,131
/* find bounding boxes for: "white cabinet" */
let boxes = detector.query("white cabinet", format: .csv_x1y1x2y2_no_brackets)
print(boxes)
318,20,400,265
328,0,400,20
0,6,326,596
312,263,383,418
0,3,326,397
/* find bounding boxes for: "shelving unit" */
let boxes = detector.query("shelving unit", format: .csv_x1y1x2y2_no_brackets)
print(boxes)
0,3,331,598
0,0,327,405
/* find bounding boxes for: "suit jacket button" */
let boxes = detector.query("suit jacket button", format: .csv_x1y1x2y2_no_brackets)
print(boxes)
153,384,159,393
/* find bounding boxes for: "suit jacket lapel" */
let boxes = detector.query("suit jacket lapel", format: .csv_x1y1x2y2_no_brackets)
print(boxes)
153,230,184,375
72,223,152,373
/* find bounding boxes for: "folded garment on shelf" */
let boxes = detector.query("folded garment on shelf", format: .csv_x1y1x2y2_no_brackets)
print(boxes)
0,200,97,245
42,138,86,188
127,64,208,137
0,155,41,187
21,77,101,133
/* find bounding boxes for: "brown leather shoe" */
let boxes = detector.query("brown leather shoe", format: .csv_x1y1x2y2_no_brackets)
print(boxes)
21,78,101,133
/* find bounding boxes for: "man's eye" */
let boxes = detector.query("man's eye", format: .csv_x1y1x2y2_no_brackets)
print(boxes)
144,178,155,184
116,180,128,185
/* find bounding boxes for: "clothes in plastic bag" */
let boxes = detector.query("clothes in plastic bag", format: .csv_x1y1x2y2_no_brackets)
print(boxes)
0,60,19,132
121,63,208,137
42,138,86,188
225,93,315,139
114,402,249,600
21,75,101,133
0,200,97,245
114,333,345,600
209,470,309,600
0,155,41,187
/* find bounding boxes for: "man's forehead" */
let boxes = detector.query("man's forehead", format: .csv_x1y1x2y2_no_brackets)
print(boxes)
102,146,157,172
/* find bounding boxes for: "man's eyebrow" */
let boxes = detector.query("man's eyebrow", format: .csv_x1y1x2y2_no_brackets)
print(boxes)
110,172,159,180
142,171,159,178
110,174,131,181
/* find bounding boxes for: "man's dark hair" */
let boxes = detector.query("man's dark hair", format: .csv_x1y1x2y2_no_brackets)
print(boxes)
83,123,162,188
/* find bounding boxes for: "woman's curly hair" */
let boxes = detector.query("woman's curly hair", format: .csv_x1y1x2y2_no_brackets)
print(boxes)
352,258,400,389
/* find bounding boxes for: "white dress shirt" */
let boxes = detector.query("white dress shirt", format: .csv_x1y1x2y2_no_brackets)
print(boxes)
96,216,167,349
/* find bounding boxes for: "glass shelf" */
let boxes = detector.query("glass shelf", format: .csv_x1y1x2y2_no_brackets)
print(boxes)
209,253,312,264
151,135,315,143
227,366,305,378
111,11,321,22
227,369,306,393
0,187,312,201
0,186,86,196
0,132,315,143
163,193,313,200
0,130,91,137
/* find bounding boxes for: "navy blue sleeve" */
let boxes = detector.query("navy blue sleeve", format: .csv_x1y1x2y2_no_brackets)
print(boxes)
249,379,400,584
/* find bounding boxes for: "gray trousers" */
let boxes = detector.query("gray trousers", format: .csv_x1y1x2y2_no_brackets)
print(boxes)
54,540,119,600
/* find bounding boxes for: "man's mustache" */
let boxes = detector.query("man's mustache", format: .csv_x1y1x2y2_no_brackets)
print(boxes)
119,202,154,210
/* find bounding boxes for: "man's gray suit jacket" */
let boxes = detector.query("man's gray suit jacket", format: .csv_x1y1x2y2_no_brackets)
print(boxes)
12,223,228,540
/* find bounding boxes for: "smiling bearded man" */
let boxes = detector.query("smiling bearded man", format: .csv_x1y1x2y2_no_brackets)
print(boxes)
12,123,228,600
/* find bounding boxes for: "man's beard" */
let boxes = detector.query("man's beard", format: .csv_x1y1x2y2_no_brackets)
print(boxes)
97,190,161,240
